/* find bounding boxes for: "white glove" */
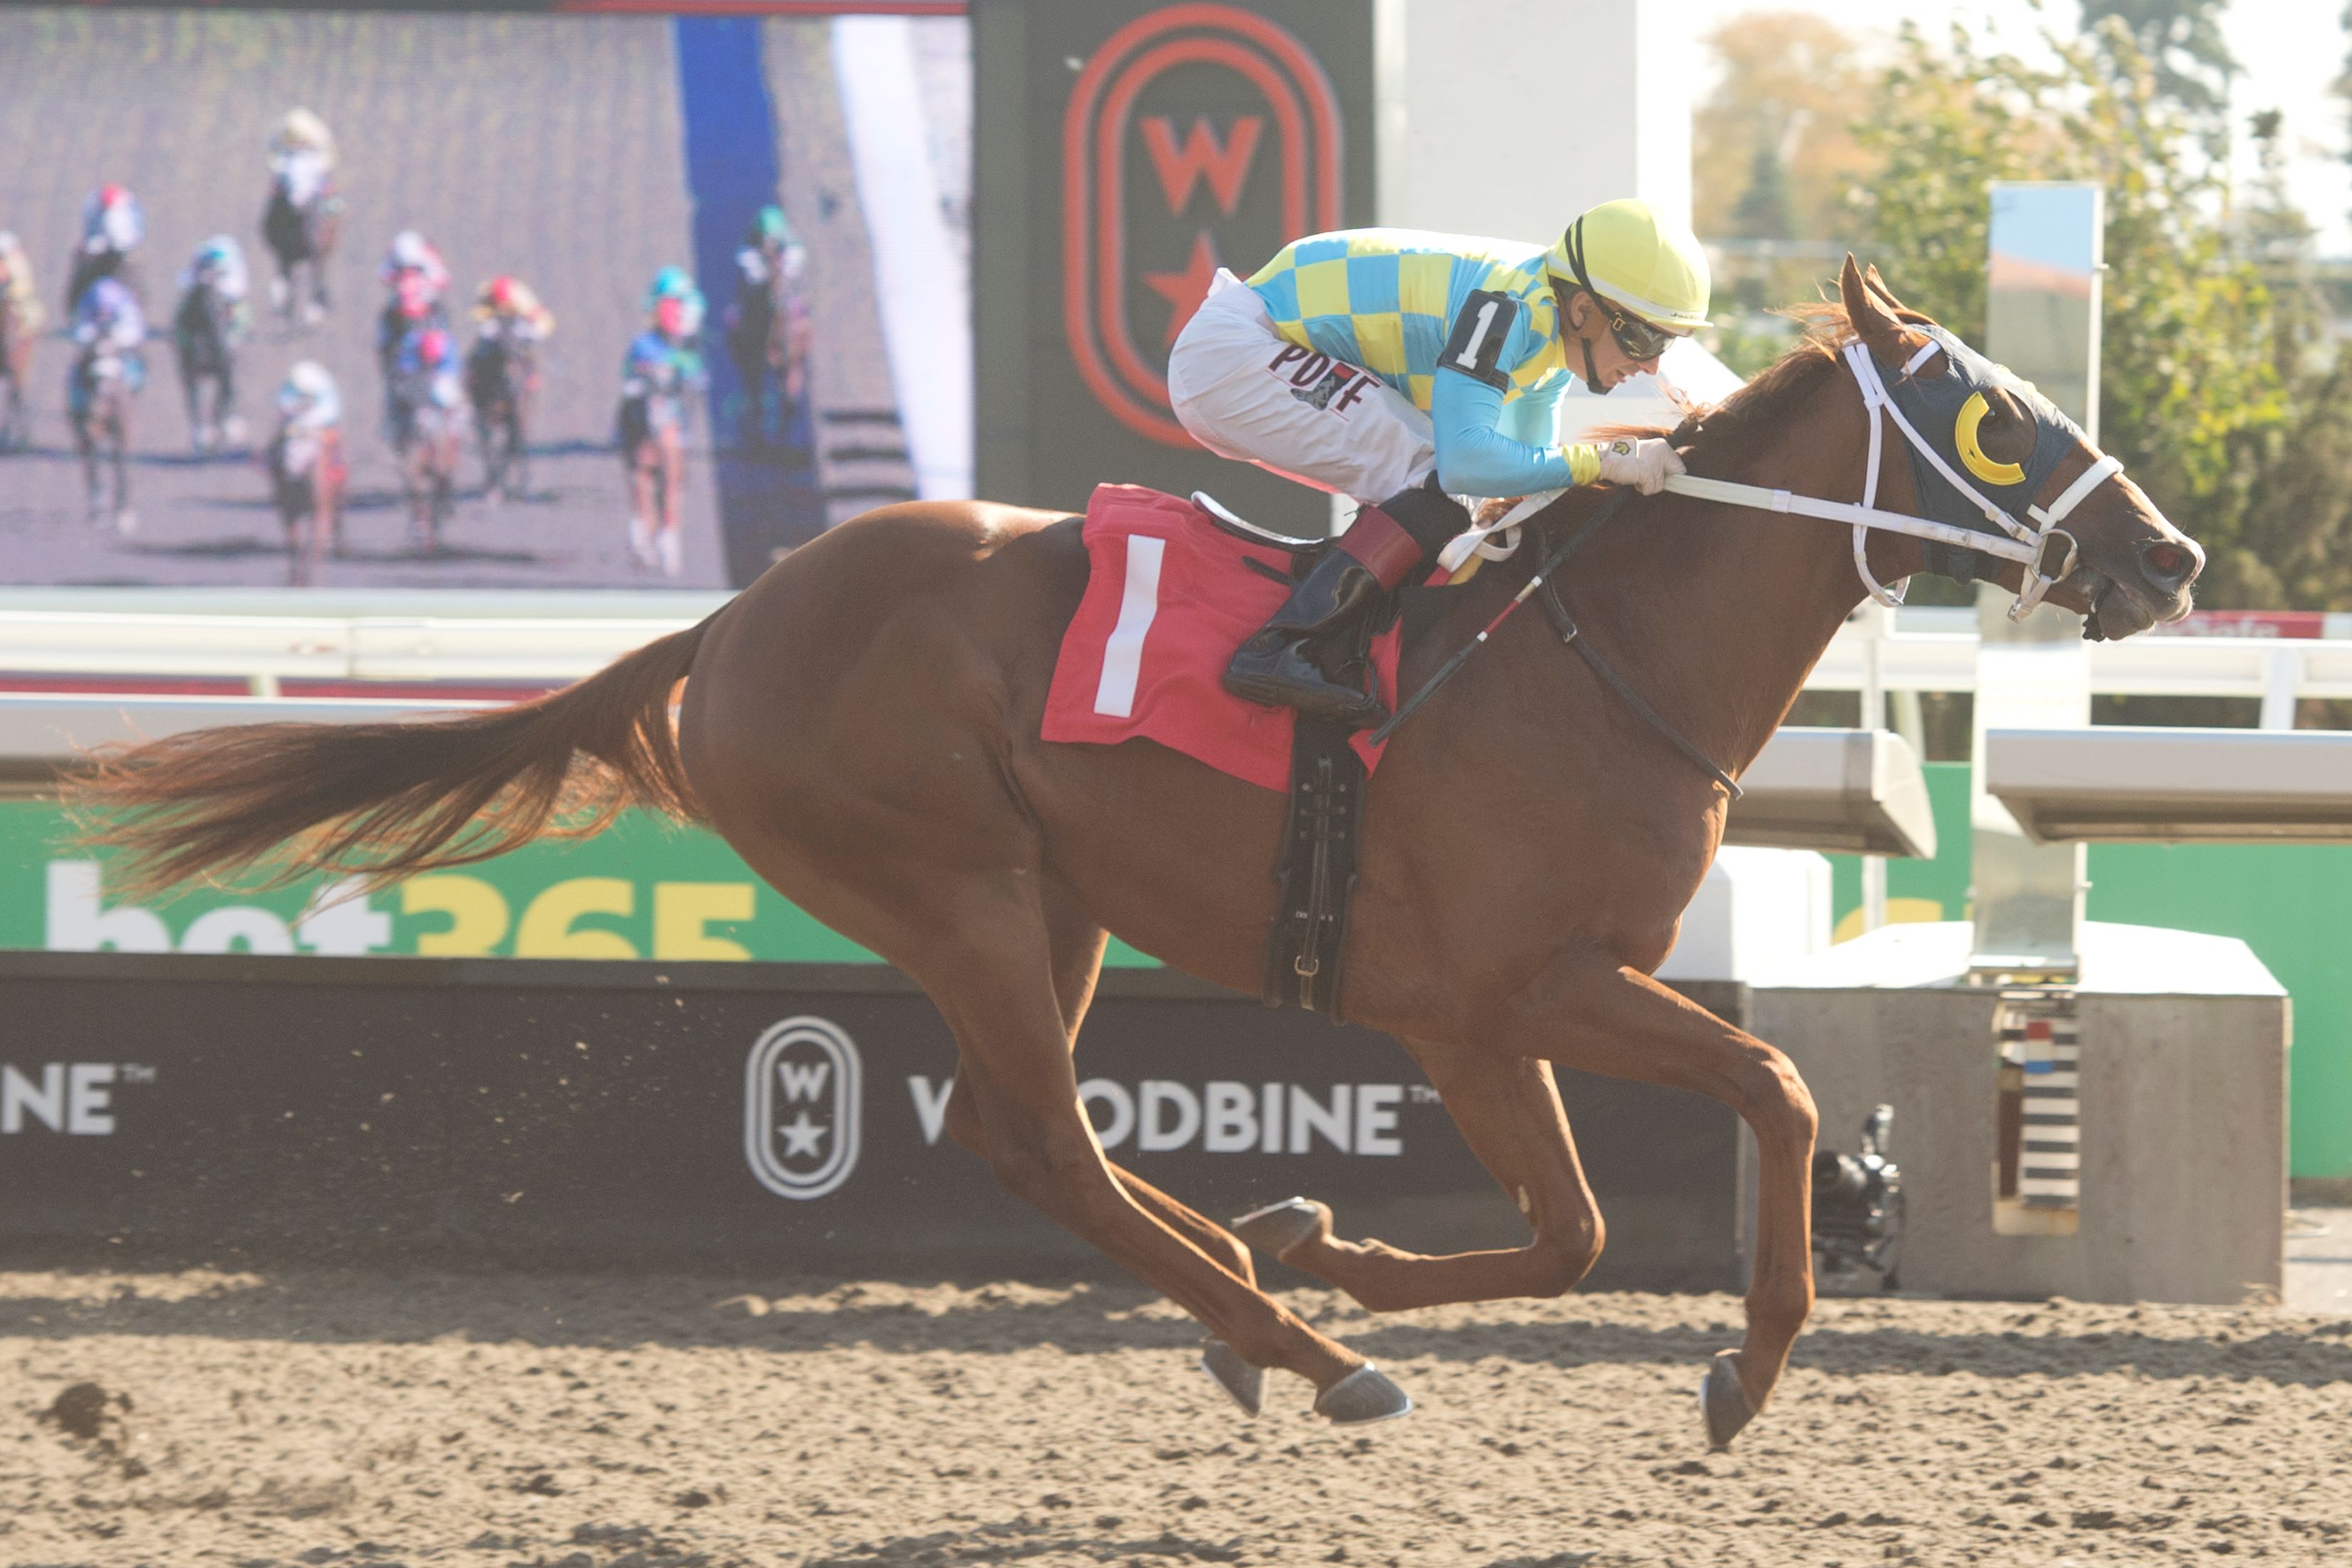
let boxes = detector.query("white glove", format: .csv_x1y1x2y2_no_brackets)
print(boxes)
1597,435,1686,495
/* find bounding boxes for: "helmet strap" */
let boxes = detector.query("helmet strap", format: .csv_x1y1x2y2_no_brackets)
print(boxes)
1558,283,1602,389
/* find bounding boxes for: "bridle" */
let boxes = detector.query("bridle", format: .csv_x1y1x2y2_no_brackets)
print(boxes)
1769,333,2122,620
1440,329,2125,624
1391,329,2130,793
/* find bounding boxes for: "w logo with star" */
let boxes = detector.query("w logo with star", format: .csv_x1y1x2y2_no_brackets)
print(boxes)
1063,3,1346,447
744,1016,863,1200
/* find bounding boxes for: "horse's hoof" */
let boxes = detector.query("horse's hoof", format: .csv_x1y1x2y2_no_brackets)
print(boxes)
1198,1339,1264,1418
1698,1350,1757,1452
1231,1197,1326,1261
1314,1364,1411,1425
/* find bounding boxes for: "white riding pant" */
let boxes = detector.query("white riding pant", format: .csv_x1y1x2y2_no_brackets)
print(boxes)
1167,269,1435,505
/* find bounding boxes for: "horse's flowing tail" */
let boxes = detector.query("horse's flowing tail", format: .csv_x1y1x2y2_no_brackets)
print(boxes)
76,617,715,896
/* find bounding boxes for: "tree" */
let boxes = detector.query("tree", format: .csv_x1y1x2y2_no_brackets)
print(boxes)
1849,20,2318,609
1692,12,1872,242
2079,0,2237,119
1729,141,1797,242
2216,109,2352,610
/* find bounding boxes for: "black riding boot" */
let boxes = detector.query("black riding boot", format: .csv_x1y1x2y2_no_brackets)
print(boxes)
1222,482,1470,727
1222,547,1388,724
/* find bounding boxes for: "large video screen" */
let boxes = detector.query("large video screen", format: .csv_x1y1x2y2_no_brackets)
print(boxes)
0,5,972,591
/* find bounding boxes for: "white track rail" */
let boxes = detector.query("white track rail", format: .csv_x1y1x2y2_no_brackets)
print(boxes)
3,607,2351,725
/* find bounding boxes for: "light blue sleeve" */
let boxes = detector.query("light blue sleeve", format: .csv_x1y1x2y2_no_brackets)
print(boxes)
1430,368,1572,496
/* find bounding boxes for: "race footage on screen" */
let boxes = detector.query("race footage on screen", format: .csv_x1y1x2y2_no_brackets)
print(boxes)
0,6,971,590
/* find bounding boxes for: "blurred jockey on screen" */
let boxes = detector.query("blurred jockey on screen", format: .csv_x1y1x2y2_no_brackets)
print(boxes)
1167,199,1710,726
71,275,145,365
279,357,341,434
376,229,453,383
180,234,251,306
66,184,145,319
473,274,555,342
617,266,706,578
0,231,45,338
268,108,337,209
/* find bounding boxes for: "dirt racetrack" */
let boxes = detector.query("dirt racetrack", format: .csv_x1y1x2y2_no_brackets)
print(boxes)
6,1270,2352,1567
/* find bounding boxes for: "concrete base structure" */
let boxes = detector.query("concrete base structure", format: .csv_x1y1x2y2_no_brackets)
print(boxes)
1751,922,2288,1305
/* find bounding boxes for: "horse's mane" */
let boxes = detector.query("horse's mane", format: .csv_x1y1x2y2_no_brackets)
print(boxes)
1576,303,1858,463
1665,304,1857,464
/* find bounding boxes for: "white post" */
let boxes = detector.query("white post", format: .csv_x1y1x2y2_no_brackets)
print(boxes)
1853,601,1889,934
2261,646,2299,731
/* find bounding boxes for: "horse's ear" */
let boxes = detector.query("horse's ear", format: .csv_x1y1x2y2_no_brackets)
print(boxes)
1840,255,1929,361
1862,263,1934,326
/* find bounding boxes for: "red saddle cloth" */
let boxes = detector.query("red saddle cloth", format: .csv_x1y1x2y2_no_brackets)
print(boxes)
1041,484,1401,793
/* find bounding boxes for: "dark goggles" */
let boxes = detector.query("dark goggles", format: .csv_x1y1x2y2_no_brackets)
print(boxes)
1562,221,1678,362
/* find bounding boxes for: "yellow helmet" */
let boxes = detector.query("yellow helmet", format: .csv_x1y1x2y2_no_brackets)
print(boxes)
1545,199,1711,334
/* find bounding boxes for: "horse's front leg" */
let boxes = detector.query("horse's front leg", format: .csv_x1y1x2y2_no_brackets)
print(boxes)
1493,952,1817,1450
71,410,98,516
1239,1037,1604,1311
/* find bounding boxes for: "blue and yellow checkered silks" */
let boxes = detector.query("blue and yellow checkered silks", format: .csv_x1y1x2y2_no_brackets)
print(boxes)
1245,229,1568,414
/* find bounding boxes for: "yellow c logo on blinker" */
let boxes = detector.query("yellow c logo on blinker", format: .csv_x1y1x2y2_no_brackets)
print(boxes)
1955,392,2026,486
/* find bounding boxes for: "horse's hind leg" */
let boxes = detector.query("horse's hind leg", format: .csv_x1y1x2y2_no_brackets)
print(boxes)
110,409,132,531
1242,1036,1603,1311
909,876,1381,1408
940,877,1257,1289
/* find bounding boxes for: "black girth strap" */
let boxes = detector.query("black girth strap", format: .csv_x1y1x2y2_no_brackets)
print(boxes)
1262,714,1366,1017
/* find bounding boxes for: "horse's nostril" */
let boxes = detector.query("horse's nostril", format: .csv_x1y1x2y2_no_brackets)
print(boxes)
2142,540,2195,585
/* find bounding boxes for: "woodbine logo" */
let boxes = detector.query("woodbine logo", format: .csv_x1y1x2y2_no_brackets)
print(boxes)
908,1076,1410,1157
1,1062,147,1135
744,1016,864,1200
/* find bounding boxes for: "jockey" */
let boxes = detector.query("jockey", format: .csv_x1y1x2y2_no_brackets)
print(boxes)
617,267,708,575
1168,200,1710,725
79,184,145,258
71,274,145,358
178,236,251,308
376,229,453,384
619,267,707,432
268,108,336,209
379,229,450,301
473,274,555,342
728,205,808,445
66,185,145,318
386,314,462,426
0,232,43,338
68,274,148,414
277,358,341,433
734,205,807,292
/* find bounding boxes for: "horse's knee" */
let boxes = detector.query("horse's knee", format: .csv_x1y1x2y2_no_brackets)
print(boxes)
1737,1049,1817,1146
1525,1211,1605,1298
992,1128,1100,1212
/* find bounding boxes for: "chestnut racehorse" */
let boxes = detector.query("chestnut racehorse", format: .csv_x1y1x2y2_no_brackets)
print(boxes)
81,262,2202,1447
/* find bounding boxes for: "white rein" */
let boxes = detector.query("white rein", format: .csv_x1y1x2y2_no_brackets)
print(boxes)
1438,336,2124,621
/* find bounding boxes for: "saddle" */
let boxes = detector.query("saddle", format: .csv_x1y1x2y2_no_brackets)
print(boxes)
1041,484,1469,1021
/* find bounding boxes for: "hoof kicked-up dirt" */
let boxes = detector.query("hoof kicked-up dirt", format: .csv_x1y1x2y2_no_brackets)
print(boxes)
6,1269,2351,1566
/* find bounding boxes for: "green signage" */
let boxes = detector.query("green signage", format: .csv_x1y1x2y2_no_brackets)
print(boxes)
10,774,2348,1175
0,803,1160,969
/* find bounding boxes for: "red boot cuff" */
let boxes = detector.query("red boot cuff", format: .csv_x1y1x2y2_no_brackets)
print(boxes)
1336,505,1427,590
